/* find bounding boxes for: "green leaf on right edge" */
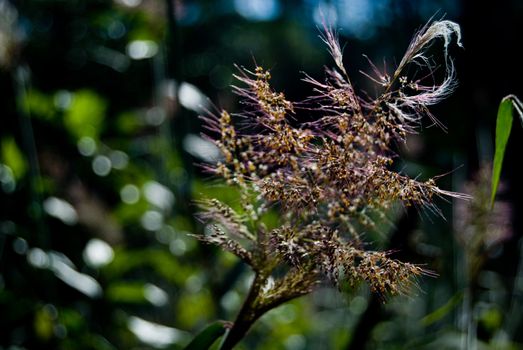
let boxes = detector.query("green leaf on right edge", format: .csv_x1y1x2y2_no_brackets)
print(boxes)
183,321,229,350
491,95,523,207
491,98,513,207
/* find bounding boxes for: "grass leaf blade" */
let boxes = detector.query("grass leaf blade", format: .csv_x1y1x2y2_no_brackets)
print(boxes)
491,98,514,207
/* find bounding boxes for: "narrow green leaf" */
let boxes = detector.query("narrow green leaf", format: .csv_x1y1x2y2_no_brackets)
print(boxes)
421,292,463,326
491,98,514,207
183,321,228,350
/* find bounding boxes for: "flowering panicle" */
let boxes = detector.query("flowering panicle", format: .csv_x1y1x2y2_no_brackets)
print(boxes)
195,20,465,307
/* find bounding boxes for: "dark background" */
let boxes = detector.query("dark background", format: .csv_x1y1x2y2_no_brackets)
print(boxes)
1,0,522,349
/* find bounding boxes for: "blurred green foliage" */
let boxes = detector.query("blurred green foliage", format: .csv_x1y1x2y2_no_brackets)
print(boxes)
64,90,107,140
1,137,28,180
1,0,523,349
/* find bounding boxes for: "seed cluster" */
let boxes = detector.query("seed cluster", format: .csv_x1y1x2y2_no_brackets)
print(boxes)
195,21,465,301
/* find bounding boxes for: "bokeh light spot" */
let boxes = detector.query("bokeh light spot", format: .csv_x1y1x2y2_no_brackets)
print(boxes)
83,238,114,268
127,40,158,60
77,137,97,156
234,0,281,21
120,184,140,204
92,155,112,176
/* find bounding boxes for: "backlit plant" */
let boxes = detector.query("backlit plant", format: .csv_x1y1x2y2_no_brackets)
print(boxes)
194,20,466,349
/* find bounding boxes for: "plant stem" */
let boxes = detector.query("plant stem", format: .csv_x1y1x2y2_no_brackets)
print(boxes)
220,273,265,350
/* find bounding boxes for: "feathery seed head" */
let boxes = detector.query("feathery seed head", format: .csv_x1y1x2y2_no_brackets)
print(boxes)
195,20,465,299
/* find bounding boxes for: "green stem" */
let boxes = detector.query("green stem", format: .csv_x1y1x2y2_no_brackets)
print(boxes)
13,65,48,249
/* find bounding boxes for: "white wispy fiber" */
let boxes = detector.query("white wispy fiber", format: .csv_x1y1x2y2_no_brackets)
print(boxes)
381,20,463,131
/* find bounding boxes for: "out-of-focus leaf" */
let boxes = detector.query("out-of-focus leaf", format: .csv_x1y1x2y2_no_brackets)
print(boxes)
116,111,142,134
106,282,147,303
23,89,56,120
58,308,86,333
64,90,106,140
1,137,27,179
34,306,54,341
479,306,502,333
421,292,463,326
177,289,215,329
182,321,228,350
103,249,191,285
259,209,280,231
491,95,523,207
